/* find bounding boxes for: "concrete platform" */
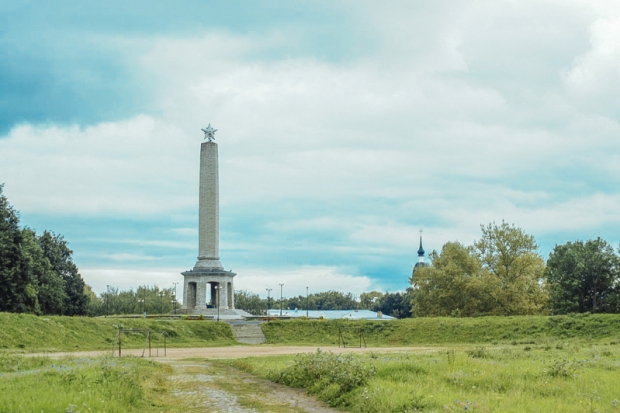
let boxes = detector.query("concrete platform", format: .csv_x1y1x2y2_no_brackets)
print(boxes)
175,308,253,320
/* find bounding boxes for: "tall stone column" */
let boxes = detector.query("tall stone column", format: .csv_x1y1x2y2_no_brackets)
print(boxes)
194,141,223,270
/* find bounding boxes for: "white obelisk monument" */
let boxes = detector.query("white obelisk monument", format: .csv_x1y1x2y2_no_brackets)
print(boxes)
181,124,237,314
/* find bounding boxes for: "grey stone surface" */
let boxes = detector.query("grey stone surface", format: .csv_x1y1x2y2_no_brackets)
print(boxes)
196,141,222,270
229,322,267,344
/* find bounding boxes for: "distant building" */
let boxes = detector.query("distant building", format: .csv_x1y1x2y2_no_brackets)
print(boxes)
266,309,395,320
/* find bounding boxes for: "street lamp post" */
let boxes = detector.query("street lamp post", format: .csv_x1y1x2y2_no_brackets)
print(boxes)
266,288,272,322
138,296,145,318
214,285,221,322
306,286,309,318
279,283,284,316
172,282,179,314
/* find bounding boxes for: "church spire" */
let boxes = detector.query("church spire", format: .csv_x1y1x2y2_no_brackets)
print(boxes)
417,229,425,258
415,229,427,267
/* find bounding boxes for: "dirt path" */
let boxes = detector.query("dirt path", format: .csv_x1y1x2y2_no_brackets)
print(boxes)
31,345,440,360
161,358,339,413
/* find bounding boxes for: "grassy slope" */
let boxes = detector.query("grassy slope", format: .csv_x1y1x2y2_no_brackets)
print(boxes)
262,313,620,346
0,313,236,352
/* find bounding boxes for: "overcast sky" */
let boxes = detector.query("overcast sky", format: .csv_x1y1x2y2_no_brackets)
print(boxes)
1,1,620,298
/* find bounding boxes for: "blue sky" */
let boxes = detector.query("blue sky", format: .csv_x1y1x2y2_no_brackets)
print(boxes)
2,1,620,298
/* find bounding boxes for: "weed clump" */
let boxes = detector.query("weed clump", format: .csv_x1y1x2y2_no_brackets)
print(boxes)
545,359,584,378
271,349,375,406
467,347,488,359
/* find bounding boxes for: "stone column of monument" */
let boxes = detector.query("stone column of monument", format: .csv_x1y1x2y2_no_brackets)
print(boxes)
195,138,223,270
181,124,239,315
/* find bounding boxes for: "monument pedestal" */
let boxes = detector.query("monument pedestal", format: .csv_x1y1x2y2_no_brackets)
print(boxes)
181,268,237,311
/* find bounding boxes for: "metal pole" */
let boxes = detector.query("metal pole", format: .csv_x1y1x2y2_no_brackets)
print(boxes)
279,283,284,316
306,286,309,318
173,282,178,314
266,288,272,322
216,285,220,322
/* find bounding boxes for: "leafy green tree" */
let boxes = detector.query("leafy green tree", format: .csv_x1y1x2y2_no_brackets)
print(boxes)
310,291,359,310
474,222,547,315
411,242,487,317
99,285,176,316
411,222,548,317
372,289,414,318
546,238,620,314
84,284,103,316
0,185,39,313
234,290,267,315
360,291,383,310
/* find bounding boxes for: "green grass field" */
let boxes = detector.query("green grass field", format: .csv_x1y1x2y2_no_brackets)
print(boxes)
3,312,620,411
226,342,620,413
0,312,236,352
262,313,620,346
3,312,620,352
0,354,172,412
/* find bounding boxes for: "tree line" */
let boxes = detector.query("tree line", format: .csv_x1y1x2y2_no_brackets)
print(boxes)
0,185,89,315
234,289,413,318
87,285,179,316
411,221,620,317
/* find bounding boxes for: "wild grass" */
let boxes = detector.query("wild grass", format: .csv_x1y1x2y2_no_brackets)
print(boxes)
225,342,620,412
0,353,172,412
0,312,236,351
261,313,620,346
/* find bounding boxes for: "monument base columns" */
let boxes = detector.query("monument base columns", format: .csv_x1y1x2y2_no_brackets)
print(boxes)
181,269,236,312
196,281,206,308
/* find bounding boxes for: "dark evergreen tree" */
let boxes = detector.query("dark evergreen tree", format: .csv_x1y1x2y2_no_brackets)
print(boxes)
0,185,39,313
37,231,89,316
21,228,66,315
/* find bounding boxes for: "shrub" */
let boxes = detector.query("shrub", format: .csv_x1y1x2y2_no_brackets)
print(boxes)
271,349,375,405
545,359,584,378
467,346,488,359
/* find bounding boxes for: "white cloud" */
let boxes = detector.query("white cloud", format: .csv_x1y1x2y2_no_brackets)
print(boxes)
1,116,197,215
3,1,620,289
563,16,620,116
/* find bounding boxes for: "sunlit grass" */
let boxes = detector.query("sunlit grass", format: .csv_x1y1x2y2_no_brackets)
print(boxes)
0,312,236,352
261,313,620,346
0,354,173,412
225,341,620,412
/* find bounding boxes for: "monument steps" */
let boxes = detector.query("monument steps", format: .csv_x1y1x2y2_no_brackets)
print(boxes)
229,322,267,345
